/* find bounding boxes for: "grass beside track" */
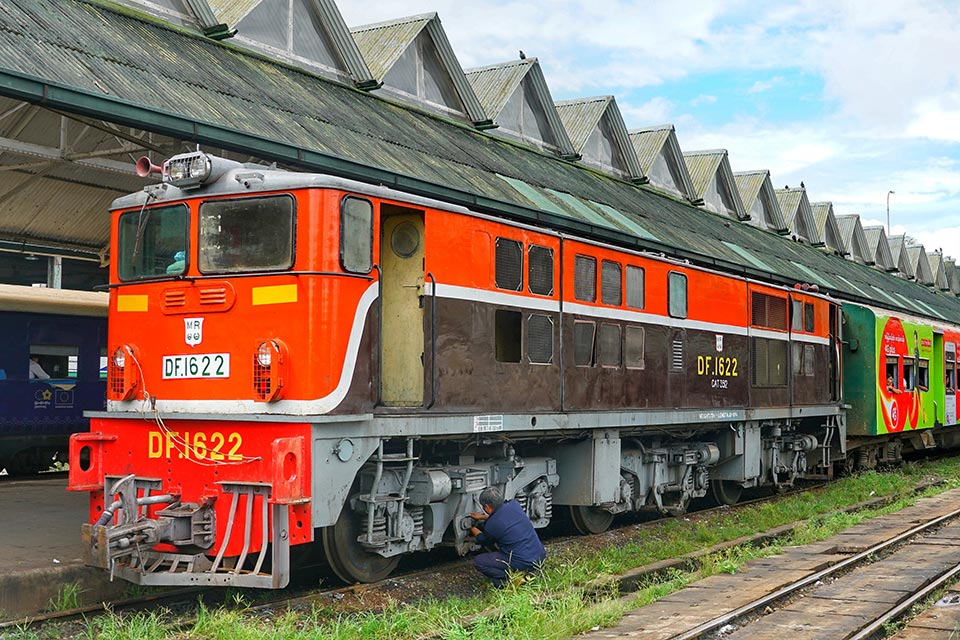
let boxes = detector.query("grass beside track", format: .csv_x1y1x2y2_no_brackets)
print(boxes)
18,458,960,640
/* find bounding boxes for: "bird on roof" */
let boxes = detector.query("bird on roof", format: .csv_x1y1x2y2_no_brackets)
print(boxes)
519,50,526,59
800,181,805,188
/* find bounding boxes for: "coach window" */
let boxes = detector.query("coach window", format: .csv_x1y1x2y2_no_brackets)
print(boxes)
495,309,522,363
902,357,916,391
947,347,957,392
527,314,554,364
626,265,644,309
803,302,815,333
496,238,523,291
117,204,188,280
668,272,688,318
918,358,930,391
200,195,295,273
574,255,597,302
100,348,108,380
574,320,596,367
885,357,899,389
601,261,622,306
624,325,645,369
599,323,622,367
339,197,373,273
29,345,78,379
528,245,554,296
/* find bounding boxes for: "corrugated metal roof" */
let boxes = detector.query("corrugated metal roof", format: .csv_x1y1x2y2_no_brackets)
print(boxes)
683,150,746,219
810,202,845,255
775,188,822,246
554,96,643,179
835,214,871,264
629,126,672,173
464,59,530,119
3,0,960,321
628,125,697,201
928,252,949,290
863,226,896,271
683,150,723,197
907,245,934,285
733,171,765,212
350,14,432,81
733,170,788,233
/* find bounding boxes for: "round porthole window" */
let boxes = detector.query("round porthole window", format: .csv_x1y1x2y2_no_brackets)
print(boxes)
391,221,420,258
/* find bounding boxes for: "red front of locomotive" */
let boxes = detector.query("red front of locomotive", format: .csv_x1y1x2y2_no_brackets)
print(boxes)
68,152,376,587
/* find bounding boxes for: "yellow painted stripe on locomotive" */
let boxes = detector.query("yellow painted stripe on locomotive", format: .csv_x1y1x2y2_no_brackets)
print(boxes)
252,284,298,306
116,294,148,312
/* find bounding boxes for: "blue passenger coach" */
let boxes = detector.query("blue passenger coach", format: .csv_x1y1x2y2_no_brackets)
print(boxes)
0,284,108,475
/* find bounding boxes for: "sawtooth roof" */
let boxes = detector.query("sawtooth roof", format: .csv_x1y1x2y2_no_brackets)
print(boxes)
683,150,747,220
554,96,644,181
350,13,491,126
2,0,960,322
889,235,915,279
835,215,872,265
464,58,577,158
628,125,697,201
733,170,789,233
863,226,897,272
907,244,934,285
775,187,823,246
810,202,846,256
928,251,949,291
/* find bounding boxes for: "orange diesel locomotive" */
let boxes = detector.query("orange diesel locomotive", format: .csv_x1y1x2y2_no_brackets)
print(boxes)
69,151,842,586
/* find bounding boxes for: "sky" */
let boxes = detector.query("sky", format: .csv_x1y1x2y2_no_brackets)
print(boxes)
337,0,960,262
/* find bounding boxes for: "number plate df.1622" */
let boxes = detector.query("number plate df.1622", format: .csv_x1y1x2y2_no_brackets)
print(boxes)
162,353,230,379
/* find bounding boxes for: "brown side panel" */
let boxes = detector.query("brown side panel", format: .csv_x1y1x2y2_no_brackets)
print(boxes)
683,330,750,408
426,298,560,412
332,303,378,415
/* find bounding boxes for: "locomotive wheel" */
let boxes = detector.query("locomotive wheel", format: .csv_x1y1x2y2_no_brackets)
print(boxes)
711,480,743,506
568,505,614,535
321,505,399,584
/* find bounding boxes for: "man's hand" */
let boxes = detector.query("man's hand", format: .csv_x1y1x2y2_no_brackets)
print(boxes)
470,526,482,537
469,511,489,521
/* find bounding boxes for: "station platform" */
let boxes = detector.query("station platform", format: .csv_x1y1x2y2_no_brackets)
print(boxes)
0,475,126,619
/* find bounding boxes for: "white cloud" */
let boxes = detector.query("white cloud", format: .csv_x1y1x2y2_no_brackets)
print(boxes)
747,76,784,94
690,94,718,107
619,97,676,126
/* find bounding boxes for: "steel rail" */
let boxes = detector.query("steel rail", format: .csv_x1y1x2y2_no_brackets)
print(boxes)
670,504,960,640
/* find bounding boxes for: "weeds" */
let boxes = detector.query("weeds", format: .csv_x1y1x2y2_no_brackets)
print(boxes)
45,582,83,612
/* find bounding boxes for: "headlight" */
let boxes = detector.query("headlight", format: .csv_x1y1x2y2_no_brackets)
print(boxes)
113,346,127,369
189,154,211,179
257,342,274,367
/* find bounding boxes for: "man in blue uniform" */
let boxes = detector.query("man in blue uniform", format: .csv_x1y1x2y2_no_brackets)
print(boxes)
469,486,546,587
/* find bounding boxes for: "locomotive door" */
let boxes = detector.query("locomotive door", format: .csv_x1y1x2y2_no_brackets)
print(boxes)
379,206,425,406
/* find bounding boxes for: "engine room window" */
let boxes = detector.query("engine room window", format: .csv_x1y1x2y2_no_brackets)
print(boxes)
598,323,622,368
528,245,554,296
791,299,803,332
340,197,373,273
117,204,188,281
752,292,787,330
601,261,622,306
626,265,644,309
804,302,815,333
200,195,295,274
495,238,523,291
803,344,815,376
574,320,596,367
494,309,522,363
526,314,554,364
574,255,597,302
624,325,645,369
668,271,687,319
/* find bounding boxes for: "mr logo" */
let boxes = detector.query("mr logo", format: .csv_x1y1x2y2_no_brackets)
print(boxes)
185,318,204,347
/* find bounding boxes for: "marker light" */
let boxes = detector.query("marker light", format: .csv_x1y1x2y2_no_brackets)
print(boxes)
108,344,140,401
113,345,127,369
257,342,274,367
253,339,288,402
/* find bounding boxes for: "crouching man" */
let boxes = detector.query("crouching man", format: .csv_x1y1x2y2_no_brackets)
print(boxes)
469,486,546,587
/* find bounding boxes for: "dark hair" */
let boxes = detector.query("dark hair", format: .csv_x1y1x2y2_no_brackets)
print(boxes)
479,486,504,511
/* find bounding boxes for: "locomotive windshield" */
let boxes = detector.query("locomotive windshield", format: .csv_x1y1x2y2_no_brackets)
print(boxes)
117,204,188,281
199,195,295,273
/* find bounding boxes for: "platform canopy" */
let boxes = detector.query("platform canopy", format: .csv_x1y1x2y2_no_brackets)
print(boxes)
733,170,789,233
465,58,577,158
628,125,697,202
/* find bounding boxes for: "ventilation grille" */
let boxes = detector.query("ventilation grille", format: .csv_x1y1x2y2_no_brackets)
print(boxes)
601,261,622,305
164,289,187,308
108,362,125,398
574,255,596,302
200,286,228,305
253,355,271,400
751,292,787,329
599,323,621,367
527,314,554,364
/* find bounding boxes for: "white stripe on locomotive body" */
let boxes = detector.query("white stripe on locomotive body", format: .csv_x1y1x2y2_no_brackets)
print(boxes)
114,279,834,416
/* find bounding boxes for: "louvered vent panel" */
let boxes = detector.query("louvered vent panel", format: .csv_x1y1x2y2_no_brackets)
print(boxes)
671,338,684,370
164,289,187,307
495,238,523,291
751,338,767,385
200,286,228,305
528,246,554,296
751,292,787,329
601,261,622,306
574,255,597,302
